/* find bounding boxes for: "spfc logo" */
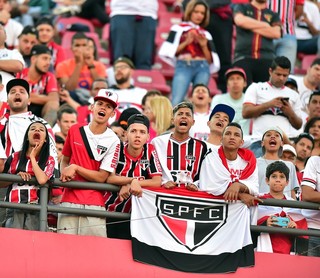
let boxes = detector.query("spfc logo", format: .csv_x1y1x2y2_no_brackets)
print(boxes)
185,154,195,168
140,159,149,171
156,195,228,251
97,145,107,155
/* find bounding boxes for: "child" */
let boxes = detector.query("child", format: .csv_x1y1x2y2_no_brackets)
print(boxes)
257,161,307,254
0,121,55,230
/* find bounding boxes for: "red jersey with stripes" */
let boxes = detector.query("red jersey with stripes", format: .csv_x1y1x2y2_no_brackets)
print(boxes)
268,0,304,35
3,152,55,204
62,124,120,206
104,143,162,213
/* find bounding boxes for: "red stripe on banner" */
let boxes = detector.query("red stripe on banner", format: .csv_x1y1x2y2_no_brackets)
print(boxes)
162,215,187,245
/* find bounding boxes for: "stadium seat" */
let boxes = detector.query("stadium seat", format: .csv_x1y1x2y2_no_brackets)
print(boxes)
158,11,183,29
152,55,175,80
187,77,221,98
56,16,95,37
61,31,103,52
301,54,318,71
155,25,171,49
101,23,110,41
132,70,171,95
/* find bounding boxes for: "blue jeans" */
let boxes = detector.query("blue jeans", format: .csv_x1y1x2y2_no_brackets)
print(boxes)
298,36,320,55
171,60,210,106
110,15,157,69
273,34,297,73
307,231,320,257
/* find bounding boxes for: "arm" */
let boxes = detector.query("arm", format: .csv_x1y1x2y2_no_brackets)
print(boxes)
242,97,285,118
59,89,81,110
29,91,59,105
0,60,24,73
295,4,304,20
299,12,320,36
280,99,302,129
29,144,50,185
61,63,83,91
301,185,320,203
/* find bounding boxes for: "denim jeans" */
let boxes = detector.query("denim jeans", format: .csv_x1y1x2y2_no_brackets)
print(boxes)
110,15,157,69
171,59,210,106
273,34,297,73
298,36,320,55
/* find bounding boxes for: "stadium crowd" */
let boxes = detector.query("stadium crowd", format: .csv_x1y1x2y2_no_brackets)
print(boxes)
0,0,320,258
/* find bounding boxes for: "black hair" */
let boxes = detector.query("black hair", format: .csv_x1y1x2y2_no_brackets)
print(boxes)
223,122,243,139
270,56,291,72
311,58,320,67
304,117,320,134
55,135,65,145
191,83,210,96
308,90,320,104
57,105,77,121
87,37,98,60
0,73,2,84
266,161,290,181
71,32,88,44
294,132,314,149
141,90,162,107
17,121,50,173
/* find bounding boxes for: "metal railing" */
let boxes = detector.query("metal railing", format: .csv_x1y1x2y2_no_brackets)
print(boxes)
0,173,319,238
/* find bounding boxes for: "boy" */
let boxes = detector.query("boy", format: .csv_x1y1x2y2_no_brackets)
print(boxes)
105,114,162,239
58,89,120,237
258,161,307,254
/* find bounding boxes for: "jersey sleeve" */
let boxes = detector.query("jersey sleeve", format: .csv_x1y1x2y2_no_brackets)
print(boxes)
243,83,258,105
148,145,162,177
44,156,55,178
100,137,120,173
301,156,319,190
46,73,58,93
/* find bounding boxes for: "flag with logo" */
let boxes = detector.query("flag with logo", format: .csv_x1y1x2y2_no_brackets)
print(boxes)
131,187,254,273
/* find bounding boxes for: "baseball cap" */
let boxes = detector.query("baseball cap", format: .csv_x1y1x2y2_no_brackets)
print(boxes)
282,144,297,157
94,89,118,108
118,107,140,130
209,104,235,121
6,79,30,95
114,57,135,69
225,67,247,81
31,44,52,56
127,114,150,131
19,25,38,38
285,77,297,89
36,17,54,27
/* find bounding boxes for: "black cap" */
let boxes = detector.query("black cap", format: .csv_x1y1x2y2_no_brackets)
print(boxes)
19,25,38,38
31,44,52,56
36,17,54,27
114,57,135,69
118,108,140,130
209,104,235,121
6,79,30,95
127,114,150,131
285,77,298,89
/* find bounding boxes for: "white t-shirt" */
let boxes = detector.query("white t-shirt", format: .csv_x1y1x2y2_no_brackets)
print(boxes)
4,19,23,49
211,93,250,135
301,156,320,229
290,75,312,114
0,48,25,102
243,82,302,139
110,0,158,19
295,1,320,40
189,110,211,141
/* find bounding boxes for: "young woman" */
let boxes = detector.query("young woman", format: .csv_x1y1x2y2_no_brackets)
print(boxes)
0,121,55,230
143,96,173,141
159,0,220,106
304,116,320,156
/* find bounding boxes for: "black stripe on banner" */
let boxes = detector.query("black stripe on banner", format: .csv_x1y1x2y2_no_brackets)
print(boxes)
79,126,94,160
132,238,254,274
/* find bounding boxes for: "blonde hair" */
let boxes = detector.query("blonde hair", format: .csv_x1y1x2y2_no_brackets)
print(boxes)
184,0,210,28
149,96,173,135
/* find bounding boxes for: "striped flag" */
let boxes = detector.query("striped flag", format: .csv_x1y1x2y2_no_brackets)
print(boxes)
131,187,254,273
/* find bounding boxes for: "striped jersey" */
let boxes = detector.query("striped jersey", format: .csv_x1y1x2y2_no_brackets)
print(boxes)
3,152,55,204
105,143,162,213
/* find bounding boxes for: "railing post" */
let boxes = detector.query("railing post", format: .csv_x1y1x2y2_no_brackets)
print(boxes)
39,184,49,232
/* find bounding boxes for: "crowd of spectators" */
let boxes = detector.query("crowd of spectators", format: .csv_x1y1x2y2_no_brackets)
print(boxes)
0,0,319,258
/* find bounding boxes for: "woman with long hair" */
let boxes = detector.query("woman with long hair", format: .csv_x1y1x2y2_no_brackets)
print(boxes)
0,121,55,230
159,0,220,106
304,116,320,156
144,96,173,141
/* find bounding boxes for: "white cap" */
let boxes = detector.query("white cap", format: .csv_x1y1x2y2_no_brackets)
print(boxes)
94,89,118,108
282,144,297,156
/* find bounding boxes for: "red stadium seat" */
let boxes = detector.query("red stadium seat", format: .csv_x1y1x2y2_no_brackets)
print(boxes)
61,31,103,52
152,55,175,80
301,54,318,71
101,23,110,41
56,16,95,37
132,70,171,95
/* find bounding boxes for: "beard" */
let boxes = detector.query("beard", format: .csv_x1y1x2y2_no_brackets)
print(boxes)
116,76,129,85
35,64,47,75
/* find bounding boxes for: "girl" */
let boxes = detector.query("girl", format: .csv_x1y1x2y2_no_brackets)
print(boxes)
0,121,55,230
159,0,220,106
304,116,320,156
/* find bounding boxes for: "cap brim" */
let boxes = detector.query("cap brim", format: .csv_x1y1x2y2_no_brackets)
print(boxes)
94,97,117,108
210,104,235,121
6,79,30,95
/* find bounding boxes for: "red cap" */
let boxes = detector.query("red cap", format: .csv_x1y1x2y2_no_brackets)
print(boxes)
225,67,247,81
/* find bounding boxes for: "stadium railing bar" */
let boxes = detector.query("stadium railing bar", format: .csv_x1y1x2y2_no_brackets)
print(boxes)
0,173,319,238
